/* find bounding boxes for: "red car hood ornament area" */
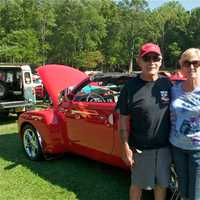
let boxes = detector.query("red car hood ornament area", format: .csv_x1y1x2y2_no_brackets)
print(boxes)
37,64,88,106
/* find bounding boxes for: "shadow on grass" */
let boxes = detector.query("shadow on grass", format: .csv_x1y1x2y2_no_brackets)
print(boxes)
0,132,154,200
0,114,18,125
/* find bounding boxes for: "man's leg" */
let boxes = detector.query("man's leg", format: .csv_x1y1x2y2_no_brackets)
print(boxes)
129,185,142,200
153,185,167,200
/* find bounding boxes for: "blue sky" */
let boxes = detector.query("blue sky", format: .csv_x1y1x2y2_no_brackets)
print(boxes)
148,0,200,10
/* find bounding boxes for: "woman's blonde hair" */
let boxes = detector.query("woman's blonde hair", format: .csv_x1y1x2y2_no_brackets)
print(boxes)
179,48,200,66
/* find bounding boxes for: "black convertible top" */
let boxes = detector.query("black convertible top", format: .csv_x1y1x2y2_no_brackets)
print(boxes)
91,72,134,84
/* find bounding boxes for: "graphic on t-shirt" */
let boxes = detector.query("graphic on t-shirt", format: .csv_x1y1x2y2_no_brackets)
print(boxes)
177,93,200,145
160,90,169,103
170,84,200,149
180,93,200,111
180,118,200,136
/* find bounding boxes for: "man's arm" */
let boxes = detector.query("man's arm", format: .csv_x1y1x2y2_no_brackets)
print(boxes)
119,114,134,167
119,114,129,143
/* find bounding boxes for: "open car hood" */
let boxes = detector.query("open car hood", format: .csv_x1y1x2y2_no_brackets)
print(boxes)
37,64,89,106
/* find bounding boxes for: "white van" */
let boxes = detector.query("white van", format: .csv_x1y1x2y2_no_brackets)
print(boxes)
0,64,36,116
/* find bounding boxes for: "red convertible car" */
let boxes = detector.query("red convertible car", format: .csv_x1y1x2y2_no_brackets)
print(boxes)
18,64,132,169
18,65,184,170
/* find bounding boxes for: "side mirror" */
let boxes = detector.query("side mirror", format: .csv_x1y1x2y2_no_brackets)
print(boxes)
66,93,74,101
61,87,74,102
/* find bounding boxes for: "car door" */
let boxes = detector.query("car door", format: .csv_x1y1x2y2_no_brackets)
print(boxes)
23,70,36,103
63,101,115,154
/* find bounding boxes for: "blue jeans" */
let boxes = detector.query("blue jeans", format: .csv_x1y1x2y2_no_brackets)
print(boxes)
172,146,200,200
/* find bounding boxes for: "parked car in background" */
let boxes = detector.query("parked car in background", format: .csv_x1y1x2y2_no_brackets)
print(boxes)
35,85,45,100
170,70,186,83
33,74,42,87
158,70,171,78
0,64,36,116
33,74,45,100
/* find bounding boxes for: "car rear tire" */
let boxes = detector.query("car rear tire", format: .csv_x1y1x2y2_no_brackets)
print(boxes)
0,81,8,100
22,124,44,161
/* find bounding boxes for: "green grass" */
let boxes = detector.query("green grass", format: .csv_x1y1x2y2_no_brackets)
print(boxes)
0,116,154,200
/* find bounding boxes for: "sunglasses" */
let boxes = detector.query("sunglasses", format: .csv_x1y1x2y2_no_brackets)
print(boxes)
142,54,161,62
183,60,200,68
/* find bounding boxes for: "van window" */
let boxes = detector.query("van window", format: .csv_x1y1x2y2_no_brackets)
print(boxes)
7,72,13,82
0,71,5,81
24,72,31,84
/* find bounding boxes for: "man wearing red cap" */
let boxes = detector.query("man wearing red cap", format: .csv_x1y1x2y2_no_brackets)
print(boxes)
117,43,172,200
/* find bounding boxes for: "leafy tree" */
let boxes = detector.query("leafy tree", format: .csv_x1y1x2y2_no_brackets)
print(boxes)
99,0,125,71
187,7,200,48
117,0,149,72
167,42,182,68
0,0,199,71
0,0,55,65
48,0,106,70
0,29,42,63
74,50,104,69
149,1,189,68
0,0,24,34
20,0,56,65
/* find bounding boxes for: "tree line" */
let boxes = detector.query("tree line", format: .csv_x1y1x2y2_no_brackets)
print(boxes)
0,0,200,72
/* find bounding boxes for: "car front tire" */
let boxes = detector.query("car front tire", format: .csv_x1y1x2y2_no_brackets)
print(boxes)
22,124,44,161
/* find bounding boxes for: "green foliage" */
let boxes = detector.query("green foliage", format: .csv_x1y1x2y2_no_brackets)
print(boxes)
0,29,42,63
48,0,106,69
0,0,198,71
167,42,182,68
0,0,55,65
187,7,200,48
100,0,125,68
73,50,104,68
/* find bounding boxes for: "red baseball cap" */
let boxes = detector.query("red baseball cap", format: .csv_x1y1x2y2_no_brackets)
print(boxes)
139,43,161,57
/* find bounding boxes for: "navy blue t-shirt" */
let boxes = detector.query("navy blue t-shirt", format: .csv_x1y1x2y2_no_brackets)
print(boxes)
117,75,172,150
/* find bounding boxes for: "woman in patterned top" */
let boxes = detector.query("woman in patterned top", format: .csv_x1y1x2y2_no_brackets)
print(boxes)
170,48,200,200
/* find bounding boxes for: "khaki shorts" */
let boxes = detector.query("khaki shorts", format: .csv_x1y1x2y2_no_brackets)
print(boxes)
131,147,172,189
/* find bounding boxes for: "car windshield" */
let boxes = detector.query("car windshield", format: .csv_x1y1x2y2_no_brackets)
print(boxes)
72,73,131,103
33,78,42,84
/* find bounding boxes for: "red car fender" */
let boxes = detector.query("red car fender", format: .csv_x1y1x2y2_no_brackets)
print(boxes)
18,109,70,154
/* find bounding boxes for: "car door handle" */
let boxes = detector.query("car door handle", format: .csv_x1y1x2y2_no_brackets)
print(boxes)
74,114,81,119
99,116,105,120
59,108,68,113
